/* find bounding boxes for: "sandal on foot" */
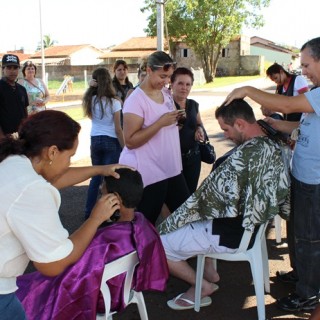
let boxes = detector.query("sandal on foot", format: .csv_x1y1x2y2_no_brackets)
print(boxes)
167,293,212,310
211,283,219,293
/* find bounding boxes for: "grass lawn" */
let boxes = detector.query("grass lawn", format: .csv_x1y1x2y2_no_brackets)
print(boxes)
193,75,261,89
56,106,86,122
48,80,87,91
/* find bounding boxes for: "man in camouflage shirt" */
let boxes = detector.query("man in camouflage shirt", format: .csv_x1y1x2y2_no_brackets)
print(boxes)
159,99,290,310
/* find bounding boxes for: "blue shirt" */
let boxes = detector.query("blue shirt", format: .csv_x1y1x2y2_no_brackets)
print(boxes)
292,88,320,184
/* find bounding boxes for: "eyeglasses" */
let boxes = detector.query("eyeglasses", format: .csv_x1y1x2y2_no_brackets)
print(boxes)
152,62,177,71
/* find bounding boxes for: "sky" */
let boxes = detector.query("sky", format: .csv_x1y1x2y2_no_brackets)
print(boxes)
242,0,319,48
0,0,319,53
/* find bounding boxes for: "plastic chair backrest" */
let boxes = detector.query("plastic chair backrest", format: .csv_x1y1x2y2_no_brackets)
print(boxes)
236,222,268,253
99,251,139,317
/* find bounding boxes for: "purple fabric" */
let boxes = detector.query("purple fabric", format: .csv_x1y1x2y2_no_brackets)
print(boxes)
16,213,169,320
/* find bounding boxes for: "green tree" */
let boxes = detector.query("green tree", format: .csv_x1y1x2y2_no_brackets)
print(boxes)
142,0,270,83
36,34,56,51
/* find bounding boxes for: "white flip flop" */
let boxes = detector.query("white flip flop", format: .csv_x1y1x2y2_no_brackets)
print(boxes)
167,293,212,310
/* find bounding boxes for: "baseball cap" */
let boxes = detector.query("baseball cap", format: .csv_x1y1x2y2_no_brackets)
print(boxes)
2,54,20,67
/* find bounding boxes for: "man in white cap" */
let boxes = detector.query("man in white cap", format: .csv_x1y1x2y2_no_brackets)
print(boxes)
0,54,28,138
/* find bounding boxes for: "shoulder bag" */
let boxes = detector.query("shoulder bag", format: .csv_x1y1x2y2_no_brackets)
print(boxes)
198,126,216,164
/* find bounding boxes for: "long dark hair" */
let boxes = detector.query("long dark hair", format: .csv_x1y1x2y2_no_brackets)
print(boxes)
82,67,117,119
112,60,132,101
0,110,81,163
266,63,291,77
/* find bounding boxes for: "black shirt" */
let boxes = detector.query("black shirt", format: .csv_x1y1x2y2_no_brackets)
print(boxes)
0,78,28,134
276,75,302,122
175,99,199,153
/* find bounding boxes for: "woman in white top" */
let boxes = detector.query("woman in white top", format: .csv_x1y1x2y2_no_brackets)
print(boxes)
18,61,50,114
83,67,124,219
0,110,128,319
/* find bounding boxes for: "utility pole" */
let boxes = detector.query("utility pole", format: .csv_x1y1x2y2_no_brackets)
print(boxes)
156,0,164,51
39,0,46,83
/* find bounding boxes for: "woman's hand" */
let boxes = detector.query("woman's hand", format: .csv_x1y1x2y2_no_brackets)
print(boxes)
158,110,181,127
33,193,121,277
34,98,45,106
98,164,135,179
90,193,120,224
89,79,98,87
195,125,205,141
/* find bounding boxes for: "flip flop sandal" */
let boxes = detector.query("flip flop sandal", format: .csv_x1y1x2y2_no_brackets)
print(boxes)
167,293,212,310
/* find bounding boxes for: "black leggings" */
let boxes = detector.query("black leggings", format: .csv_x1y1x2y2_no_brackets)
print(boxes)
137,173,190,225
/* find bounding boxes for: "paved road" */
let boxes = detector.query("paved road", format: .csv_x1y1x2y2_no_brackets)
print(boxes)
53,77,312,319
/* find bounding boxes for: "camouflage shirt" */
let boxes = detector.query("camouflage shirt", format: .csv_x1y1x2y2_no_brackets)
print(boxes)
158,136,291,235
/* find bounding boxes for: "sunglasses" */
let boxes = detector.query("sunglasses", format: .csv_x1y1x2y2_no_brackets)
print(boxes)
152,62,177,71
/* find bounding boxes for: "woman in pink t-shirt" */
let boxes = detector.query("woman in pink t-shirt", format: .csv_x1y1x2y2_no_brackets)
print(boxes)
119,51,190,224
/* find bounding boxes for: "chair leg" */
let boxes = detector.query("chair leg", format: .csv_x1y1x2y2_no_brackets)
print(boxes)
133,291,148,320
249,255,266,320
212,257,217,271
274,215,282,244
261,236,270,293
194,254,206,312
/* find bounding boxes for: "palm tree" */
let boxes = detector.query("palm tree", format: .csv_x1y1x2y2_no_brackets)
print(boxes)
36,34,56,51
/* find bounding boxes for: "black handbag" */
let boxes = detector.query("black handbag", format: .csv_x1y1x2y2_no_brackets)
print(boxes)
198,127,216,164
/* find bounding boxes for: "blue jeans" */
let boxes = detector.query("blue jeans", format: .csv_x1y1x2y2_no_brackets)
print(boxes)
85,135,122,219
292,176,320,298
0,293,27,320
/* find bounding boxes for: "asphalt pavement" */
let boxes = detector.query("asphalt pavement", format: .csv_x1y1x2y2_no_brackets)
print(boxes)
48,78,313,319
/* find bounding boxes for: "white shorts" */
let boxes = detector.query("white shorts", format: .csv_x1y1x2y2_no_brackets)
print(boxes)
160,220,237,262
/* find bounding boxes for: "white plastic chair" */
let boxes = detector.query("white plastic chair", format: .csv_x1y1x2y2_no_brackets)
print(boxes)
274,214,282,244
96,251,148,320
194,221,270,320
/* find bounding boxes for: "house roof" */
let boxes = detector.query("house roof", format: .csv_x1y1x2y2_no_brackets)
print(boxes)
100,37,169,59
112,37,160,50
0,51,31,65
250,36,295,55
25,57,69,65
30,44,104,58
101,50,156,59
